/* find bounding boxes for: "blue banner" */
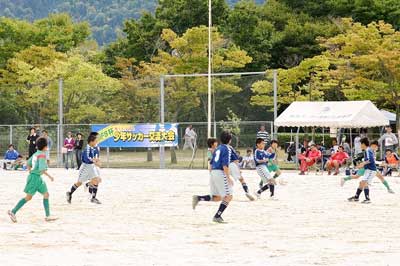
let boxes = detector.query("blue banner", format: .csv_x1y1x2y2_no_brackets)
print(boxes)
92,123,179,148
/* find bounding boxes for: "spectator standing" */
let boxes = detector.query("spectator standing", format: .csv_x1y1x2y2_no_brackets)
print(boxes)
42,130,52,165
75,133,84,169
26,128,38,159
183,125,197,150
256,125,270,148
342,139,351,155
64,132,75,170
378,126,398,152
354,135,362,155
183,125,193,150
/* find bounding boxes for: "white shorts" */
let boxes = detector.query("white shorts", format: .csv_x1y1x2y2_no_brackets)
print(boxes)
78,163,100,182
256,164,272,184
229,162,241,181
210,170,233,197
361,169,376,185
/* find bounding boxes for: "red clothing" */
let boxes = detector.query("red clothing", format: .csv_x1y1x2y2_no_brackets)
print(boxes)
330,151,349,164
64,138,75,151
298,149,321,172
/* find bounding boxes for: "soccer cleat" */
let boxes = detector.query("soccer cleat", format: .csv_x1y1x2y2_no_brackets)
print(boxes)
7,210,17,223
212,216,226,223
269,196,278,201
340,178,346,187
255,191,261,200
245,193,255,201
388,189,395,194
66,192,72,204
361,199,371,204
328,170,332,175
347,196,359,202
333,171,339,176
299,171,305,175
192,195,199,210
91,198,102,204
45,216,58,222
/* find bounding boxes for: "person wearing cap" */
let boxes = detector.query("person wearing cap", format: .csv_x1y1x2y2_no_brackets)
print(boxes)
298,144,322,175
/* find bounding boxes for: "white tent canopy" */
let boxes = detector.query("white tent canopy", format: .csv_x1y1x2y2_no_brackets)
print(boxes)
380,109,396,122
275,101,389,128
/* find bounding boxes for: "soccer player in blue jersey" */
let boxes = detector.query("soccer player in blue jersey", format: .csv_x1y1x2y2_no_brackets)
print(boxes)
348,138,376,204
228,145,255,201
66,132,102,204
254,138,277,200
192,131,234,223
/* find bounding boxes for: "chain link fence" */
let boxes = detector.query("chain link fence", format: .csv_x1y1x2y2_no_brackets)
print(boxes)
0,123,389,169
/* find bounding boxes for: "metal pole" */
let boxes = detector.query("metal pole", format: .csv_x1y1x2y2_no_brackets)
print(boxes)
107,147,110,168
350,128,353,159
295,127,300,169
273,69,278,138
207,0,212,138
58,78,63,168
160,76,165,169
9,125,12,144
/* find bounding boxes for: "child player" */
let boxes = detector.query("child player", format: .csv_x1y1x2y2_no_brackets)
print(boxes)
66,132,102,204
207,138,218,167
254,138,277,200
259,140,282,188
347,138,376,204
7,137,57,223
228,145,255,201
341,140,394,193
192,131,234,223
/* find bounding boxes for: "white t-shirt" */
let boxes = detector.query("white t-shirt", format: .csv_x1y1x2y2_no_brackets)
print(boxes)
354,136,362,154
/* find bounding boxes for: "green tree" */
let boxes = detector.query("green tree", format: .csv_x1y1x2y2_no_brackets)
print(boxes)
0,46,122,124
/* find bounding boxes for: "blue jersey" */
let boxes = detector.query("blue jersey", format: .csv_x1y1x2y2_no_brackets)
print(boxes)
5,150,19,160
363,147,377,171
81,145,99,164
254,149,271,166
210,144,231,170
228,145,239,163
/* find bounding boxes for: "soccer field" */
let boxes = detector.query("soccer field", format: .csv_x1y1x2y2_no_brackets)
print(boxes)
0,169,399,266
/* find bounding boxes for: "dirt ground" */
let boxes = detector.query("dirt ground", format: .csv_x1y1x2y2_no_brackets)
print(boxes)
0,168,399,266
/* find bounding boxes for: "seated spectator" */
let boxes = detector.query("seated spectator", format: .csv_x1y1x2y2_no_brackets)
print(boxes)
330,138,339,153
325,145,349,175
13,155,26,170
3,144,19,170
298,144,322,175
286,142,296,162
381,149,399,176
241,149,255,169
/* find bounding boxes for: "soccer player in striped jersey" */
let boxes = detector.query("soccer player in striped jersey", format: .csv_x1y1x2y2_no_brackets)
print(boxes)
66,132,102,204
228,145,255,201
341,140,394,193
254,138,277,200
192,131,234,223
8,137,57,223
